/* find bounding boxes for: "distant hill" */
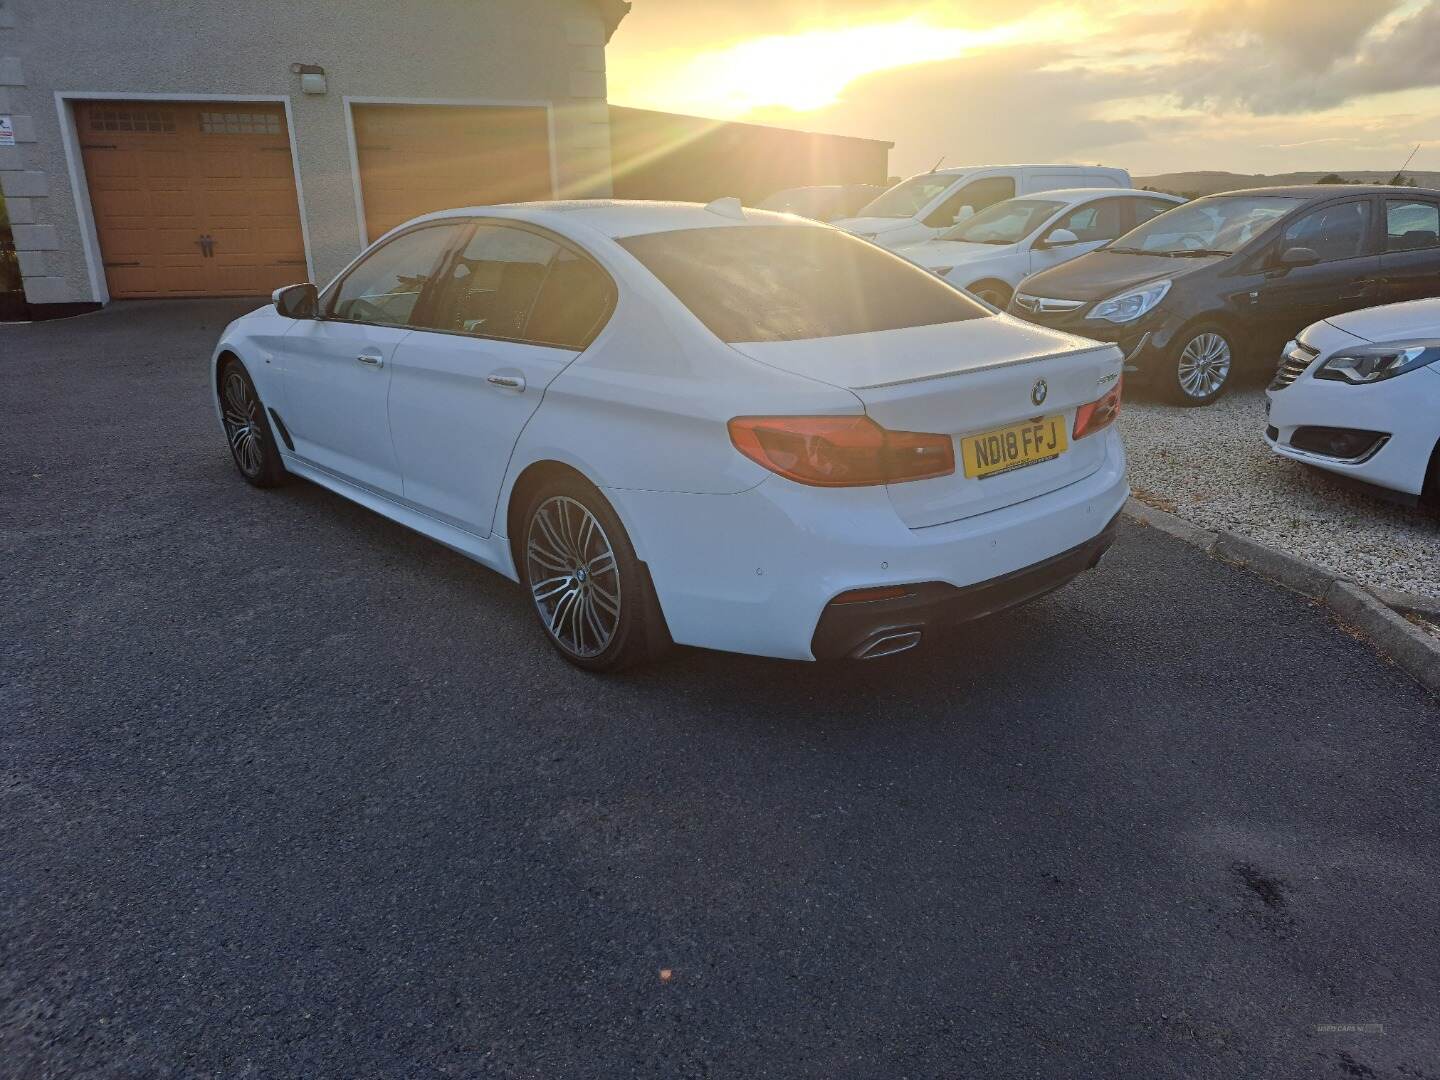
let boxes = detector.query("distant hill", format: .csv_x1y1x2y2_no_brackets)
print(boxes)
1134,171,1440,197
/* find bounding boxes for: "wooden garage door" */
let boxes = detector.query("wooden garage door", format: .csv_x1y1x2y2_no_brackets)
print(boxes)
353,104,553,242
78,101,306,299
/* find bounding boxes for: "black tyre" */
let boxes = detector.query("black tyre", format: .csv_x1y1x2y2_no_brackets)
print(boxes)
1163,324,1235,406
1423,440,1440,516
520,475,669,672
968,281,1012,309
218,358,288,488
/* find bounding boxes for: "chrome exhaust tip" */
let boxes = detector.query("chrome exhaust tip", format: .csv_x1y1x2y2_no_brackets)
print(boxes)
852,629,923,660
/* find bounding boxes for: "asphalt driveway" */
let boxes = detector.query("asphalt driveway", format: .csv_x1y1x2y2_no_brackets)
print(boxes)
3,300,1439,1079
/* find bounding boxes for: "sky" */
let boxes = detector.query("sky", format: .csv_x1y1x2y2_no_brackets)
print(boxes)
605,0,1440,179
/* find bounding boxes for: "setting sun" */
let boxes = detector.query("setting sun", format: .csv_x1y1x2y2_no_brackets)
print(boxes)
617,9,1089,118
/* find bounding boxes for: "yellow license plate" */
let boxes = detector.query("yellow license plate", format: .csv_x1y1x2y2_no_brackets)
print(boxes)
961,416,1068,479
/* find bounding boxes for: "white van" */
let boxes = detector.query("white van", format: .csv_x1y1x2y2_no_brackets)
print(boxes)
833,164,1132,249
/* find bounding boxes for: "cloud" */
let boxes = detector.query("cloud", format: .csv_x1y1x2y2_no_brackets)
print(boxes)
1188,0,1401,65
1175,0,1440,113
749,46,1146,168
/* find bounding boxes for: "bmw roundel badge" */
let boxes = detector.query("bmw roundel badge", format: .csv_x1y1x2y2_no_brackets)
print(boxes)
1031,378,1048,407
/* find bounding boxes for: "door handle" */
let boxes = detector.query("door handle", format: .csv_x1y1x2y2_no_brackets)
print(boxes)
486,373,526,392
356,352,384,367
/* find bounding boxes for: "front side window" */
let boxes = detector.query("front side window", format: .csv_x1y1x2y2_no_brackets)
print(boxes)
855,174,957,219
619,225,988,344
1112,195,1303,256
1385,200,1440,252
328,226,461,326
942,199,1063,244
1051,199,1124,243
925,177,1016,228
1282,201,1372,262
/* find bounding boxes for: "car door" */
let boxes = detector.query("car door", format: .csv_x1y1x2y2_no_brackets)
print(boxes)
278,223,464,495
1254,197,1382,350
1379,196,1440,305
387,222,617,537
1027,197,1126,276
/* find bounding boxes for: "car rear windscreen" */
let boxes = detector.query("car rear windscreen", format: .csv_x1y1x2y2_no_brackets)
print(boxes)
618,225,989,343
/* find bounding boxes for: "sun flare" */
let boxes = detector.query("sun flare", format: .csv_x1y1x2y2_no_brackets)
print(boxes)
615,10,1090,119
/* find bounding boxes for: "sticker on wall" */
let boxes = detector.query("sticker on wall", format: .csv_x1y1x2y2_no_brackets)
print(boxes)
0,117,14,146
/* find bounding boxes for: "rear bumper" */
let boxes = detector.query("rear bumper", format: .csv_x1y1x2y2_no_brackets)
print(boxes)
606,431,1129,661
810,510,1121,659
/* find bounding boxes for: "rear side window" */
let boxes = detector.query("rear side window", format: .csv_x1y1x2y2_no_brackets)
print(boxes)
426,225,558,339
1053,200,1124,243
422,224,614,349
1282,201,1372,262
619,225,988,343
526,249,616,349
1132,197,1179,226
1385,200,1440,252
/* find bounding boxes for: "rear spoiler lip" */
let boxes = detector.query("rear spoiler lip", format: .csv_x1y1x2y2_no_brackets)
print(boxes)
847,341,1123,391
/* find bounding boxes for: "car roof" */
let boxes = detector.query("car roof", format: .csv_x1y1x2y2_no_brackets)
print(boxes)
1008,187,1183,203
402,199,823,240
1201,184,1440,200
928,164,1126,177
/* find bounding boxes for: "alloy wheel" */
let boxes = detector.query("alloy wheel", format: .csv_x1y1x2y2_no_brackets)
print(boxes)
221,370,265,478
526,495,621,659
1177,332,1232,400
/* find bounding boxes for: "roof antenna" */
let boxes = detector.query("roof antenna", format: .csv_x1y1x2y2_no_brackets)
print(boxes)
1391,143,1420,184
929,155,946,174
704,196,746,221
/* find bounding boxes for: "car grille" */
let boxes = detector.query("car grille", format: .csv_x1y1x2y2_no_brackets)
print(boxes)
1012,293,1086,317
1270,341,1320,390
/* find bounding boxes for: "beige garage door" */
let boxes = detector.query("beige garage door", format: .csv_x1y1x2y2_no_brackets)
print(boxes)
353,104,554,242
78,101,307,299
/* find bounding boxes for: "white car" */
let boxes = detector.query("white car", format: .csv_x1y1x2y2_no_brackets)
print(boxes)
212,200,1129,670
1266,298,1440,506
833,164,1131,250
892,189,1185,309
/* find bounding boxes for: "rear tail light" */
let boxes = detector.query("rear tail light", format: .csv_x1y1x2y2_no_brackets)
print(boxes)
727,415,955,487
1073,378,1123,440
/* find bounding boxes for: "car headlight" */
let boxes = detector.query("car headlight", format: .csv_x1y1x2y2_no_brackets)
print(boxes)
1316,341,1440,384
1087,280,1171,324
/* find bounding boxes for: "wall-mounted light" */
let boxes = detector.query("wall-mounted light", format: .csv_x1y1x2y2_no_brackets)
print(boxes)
290,63,327,95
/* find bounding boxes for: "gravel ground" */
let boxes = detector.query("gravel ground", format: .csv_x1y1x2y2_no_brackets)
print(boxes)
1121,373,1440,599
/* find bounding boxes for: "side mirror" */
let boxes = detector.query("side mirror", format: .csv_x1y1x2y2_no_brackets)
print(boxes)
952,206,976,225
1278,246,1320,269
1043,228,1081,247
273,282,318,319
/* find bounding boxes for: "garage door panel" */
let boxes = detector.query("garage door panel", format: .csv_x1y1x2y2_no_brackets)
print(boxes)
138,150,192,179
79,101,306,299
155,228,205,256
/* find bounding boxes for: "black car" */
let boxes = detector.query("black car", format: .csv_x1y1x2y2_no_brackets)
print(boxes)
1009,185,1440,405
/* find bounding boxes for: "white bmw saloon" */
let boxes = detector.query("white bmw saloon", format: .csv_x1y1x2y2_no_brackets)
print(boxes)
212,200,1129,670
